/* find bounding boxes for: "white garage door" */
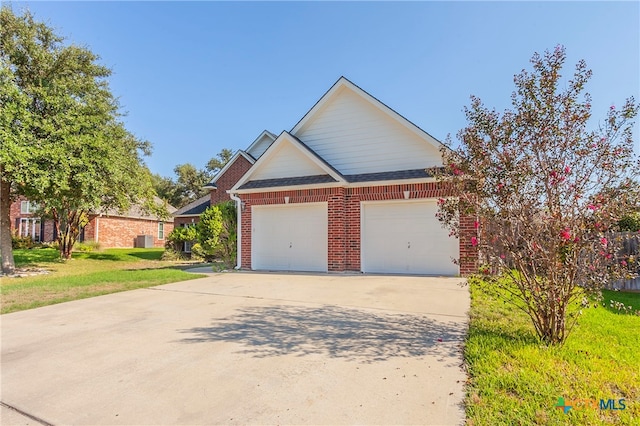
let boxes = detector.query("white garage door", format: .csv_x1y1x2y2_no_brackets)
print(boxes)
252,203,328,272
361,200,459,275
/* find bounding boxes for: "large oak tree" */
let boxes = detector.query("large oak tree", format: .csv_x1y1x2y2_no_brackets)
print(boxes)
1,7,164,270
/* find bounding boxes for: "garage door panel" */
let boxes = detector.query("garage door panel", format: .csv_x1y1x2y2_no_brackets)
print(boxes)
362,201,459,275
252,203,327,272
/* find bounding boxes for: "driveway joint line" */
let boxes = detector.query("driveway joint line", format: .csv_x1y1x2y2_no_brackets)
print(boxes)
147,287,468,319
1,401,54,426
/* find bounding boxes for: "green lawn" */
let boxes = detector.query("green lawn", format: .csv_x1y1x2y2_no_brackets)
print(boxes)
465,279,639,425
1,248,206,314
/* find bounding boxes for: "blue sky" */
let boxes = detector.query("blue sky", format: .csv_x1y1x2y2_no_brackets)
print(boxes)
9,1,640,178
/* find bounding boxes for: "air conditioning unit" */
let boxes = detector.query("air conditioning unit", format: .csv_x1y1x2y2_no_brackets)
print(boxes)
135,235,154,248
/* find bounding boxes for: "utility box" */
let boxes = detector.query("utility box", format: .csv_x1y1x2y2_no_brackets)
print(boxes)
136,235,154,248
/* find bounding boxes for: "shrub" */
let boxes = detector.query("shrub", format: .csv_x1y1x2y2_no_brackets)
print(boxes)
12,234,35,249
73,241,102,252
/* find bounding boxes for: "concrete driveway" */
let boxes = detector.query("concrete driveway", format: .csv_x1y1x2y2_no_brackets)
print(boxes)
1,272,469,425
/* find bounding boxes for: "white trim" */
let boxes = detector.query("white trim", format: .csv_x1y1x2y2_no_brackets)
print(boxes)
291,77,447,154
208,150,256,186
173,214,204,218
158,221,165,240
230,193,242,269
230,131,346,192
245,130,277,157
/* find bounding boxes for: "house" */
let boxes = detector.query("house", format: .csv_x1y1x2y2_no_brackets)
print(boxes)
172,131,276,230
10,196,174,248
227,77,478,276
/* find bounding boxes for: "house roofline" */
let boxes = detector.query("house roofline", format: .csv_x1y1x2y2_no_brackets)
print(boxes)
290,76,451,154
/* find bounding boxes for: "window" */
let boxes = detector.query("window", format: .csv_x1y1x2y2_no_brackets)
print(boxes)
19,218,41,242
20,200,39,214
158,222,164,240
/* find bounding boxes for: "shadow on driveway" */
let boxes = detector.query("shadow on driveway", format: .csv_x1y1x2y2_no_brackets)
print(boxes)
179,304,465,364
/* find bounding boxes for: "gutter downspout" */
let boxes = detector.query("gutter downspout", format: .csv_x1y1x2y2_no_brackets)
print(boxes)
229,192,242,270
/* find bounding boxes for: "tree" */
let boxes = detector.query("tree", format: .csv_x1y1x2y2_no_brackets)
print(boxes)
1,7,163,265
152,148,234,208
436,46,639,345
206,148,233,175
195,201,237,266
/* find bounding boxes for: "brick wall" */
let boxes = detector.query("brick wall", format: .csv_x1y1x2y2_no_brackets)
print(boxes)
87,216,173,248
239,182,478,275
211,156,253,205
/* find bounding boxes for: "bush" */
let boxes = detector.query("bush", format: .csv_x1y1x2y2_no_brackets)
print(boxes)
73,241,102,252
12,234,35,249
161,249,185,261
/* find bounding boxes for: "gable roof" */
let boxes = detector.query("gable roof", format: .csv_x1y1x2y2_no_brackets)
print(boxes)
203,150,255,189
173,195,211,217
230,131,346,192
245,130,277,159
291,76,446,153
96,196,176,222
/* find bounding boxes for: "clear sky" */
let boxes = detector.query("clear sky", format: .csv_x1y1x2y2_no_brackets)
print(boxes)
8,1,640,178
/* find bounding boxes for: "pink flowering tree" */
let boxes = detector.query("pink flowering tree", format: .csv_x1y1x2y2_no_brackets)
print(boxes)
435,46,639,345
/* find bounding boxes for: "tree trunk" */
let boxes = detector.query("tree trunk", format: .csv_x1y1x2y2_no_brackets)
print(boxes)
56,209,80,260
0,175,15,274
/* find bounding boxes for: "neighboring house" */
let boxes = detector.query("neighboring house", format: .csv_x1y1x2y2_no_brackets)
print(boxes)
9,196,174,248
228,77,478,276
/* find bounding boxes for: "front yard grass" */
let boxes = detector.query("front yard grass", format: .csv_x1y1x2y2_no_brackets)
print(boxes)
1,248,206,314
465,279,639,425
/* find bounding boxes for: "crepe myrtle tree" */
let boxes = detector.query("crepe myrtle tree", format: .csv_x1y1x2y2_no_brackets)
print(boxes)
435,46,639,345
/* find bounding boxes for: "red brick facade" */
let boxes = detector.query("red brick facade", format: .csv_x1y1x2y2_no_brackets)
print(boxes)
239,181,478,276
211,155,253,205
83,215,173,248
9,197,172,248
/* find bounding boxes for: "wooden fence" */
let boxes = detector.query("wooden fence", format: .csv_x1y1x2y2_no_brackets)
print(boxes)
612,232,640,291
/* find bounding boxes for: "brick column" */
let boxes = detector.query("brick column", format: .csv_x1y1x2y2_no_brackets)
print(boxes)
459,214,479,276
327,188,346,271
345,192,361,271
241,201,252,269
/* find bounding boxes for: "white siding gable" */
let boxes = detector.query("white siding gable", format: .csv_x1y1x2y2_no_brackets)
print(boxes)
250,139,328,180
246,132,276,159
294,86,443,175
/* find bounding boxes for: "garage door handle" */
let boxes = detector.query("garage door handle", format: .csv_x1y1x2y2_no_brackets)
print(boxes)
408,242,411,249
289,242,292,248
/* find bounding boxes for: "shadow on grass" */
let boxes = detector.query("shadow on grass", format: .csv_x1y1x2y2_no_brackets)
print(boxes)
179,304,466,364
72,252,122,261
125,250,164,261
13,248,62,266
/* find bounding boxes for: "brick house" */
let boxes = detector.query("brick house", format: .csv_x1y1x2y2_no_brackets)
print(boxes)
172,131,276,239
9,196,174,248
227,77,478,276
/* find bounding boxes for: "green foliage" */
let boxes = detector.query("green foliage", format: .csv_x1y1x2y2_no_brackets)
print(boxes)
73,241,102,252
0,7,163,266
165,226,197,252
152,148,234,208
436,45,639,344
197,206,224,258
618,212,640,232
160,248,185,261
11,234,34,249
195,201,237,266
